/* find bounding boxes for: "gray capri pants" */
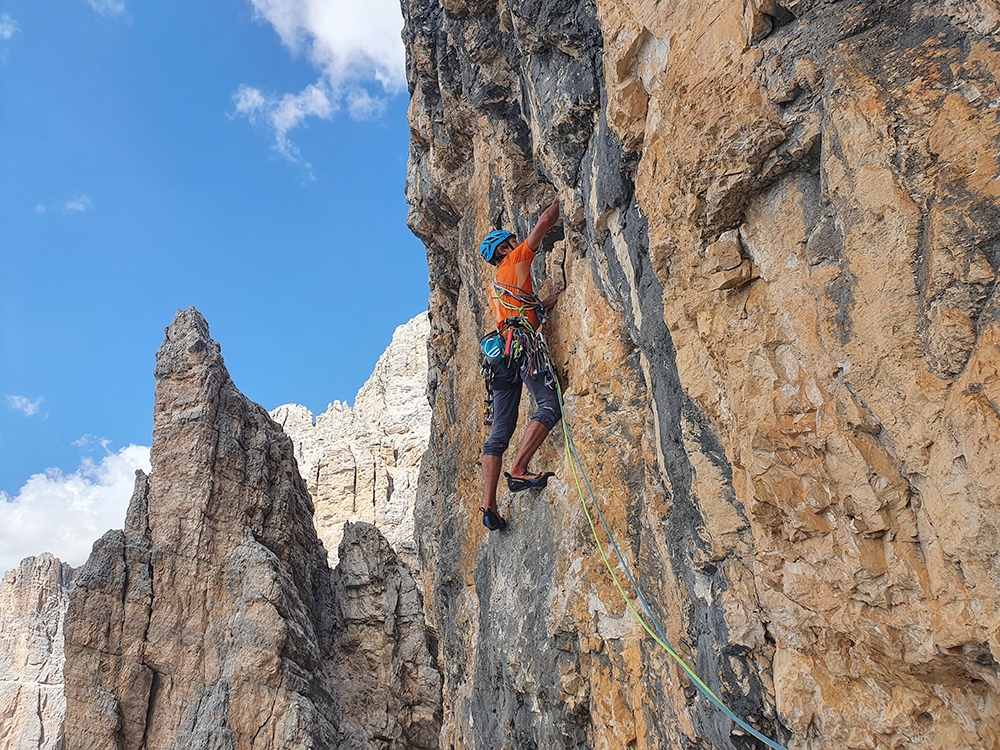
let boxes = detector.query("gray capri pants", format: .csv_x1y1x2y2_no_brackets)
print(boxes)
482,356,562,458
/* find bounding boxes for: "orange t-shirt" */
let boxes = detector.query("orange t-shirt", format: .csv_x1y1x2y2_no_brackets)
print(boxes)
491,241,540,331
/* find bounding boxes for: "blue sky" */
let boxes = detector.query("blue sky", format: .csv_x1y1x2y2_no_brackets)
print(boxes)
0,0,428,571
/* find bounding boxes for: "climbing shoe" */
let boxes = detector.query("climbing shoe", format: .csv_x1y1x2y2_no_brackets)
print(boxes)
482,507,507,531
504,471,555,493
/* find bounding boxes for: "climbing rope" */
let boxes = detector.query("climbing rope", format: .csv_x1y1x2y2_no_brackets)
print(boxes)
493,278,547,326
488,278,556,386
554,378,788,750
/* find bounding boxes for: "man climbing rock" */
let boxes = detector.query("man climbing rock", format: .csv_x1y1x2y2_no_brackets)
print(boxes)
478,196,563,531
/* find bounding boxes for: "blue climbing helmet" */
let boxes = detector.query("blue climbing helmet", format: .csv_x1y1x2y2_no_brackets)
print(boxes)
479,230,514,264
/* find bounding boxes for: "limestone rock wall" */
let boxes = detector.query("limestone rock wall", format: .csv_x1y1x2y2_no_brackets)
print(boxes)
63,308,441,750
329,522,443,748
270,312,431,569
403,0,1000,748
0,554,73,750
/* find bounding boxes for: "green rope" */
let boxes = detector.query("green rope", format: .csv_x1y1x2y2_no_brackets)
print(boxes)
493,278,545,329
555,378,787,750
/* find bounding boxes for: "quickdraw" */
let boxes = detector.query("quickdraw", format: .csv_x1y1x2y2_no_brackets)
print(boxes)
481,359,496,426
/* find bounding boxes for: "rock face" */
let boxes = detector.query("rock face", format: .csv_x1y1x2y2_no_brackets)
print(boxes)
270,313,431,569
328,522,442,749
403,1,1000,748
0,554,73,750
63,308,441,750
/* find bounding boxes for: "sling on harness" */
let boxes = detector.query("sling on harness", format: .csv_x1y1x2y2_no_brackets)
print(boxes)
493,276,546,332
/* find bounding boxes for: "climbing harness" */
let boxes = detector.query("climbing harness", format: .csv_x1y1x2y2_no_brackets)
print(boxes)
491,277,555,382
480,322,556,426
554,378,788,750
481,276,557,426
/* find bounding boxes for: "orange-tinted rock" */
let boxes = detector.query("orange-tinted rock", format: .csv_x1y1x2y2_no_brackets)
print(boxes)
403,0,1000,746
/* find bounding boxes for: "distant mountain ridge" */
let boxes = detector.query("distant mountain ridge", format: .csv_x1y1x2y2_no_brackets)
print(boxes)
0,554,73,750
270,312,431,569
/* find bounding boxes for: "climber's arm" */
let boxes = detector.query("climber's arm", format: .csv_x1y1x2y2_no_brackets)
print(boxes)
524,197,561,252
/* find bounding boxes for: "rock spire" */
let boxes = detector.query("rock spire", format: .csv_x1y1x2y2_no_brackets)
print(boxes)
62,308,441,749
0,554,73,750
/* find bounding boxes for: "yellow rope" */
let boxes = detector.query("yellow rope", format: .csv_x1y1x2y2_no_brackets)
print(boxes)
556,381,787,750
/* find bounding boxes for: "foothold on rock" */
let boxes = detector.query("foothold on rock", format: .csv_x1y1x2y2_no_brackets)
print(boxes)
704,229,745,273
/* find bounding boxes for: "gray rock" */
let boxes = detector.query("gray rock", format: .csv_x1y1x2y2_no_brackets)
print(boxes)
63,308,441,750
271,312,431,569
0,554,73,750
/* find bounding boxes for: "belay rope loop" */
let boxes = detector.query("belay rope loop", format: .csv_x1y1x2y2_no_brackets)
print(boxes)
554,378,788,750
493,277,547,328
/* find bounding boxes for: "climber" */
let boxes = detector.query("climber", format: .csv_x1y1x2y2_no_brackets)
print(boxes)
478,196,563,532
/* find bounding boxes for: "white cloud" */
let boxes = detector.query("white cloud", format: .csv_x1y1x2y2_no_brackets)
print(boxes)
235,0,406,161
0,13,19,40
233,84,268,116
32,195,94,215
346,87,387,121
234,82,333,163
63,195,92,213
249,0,405,90
0,445,151,574
87,0,127,18
73,434,112,451
6,395,43,417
